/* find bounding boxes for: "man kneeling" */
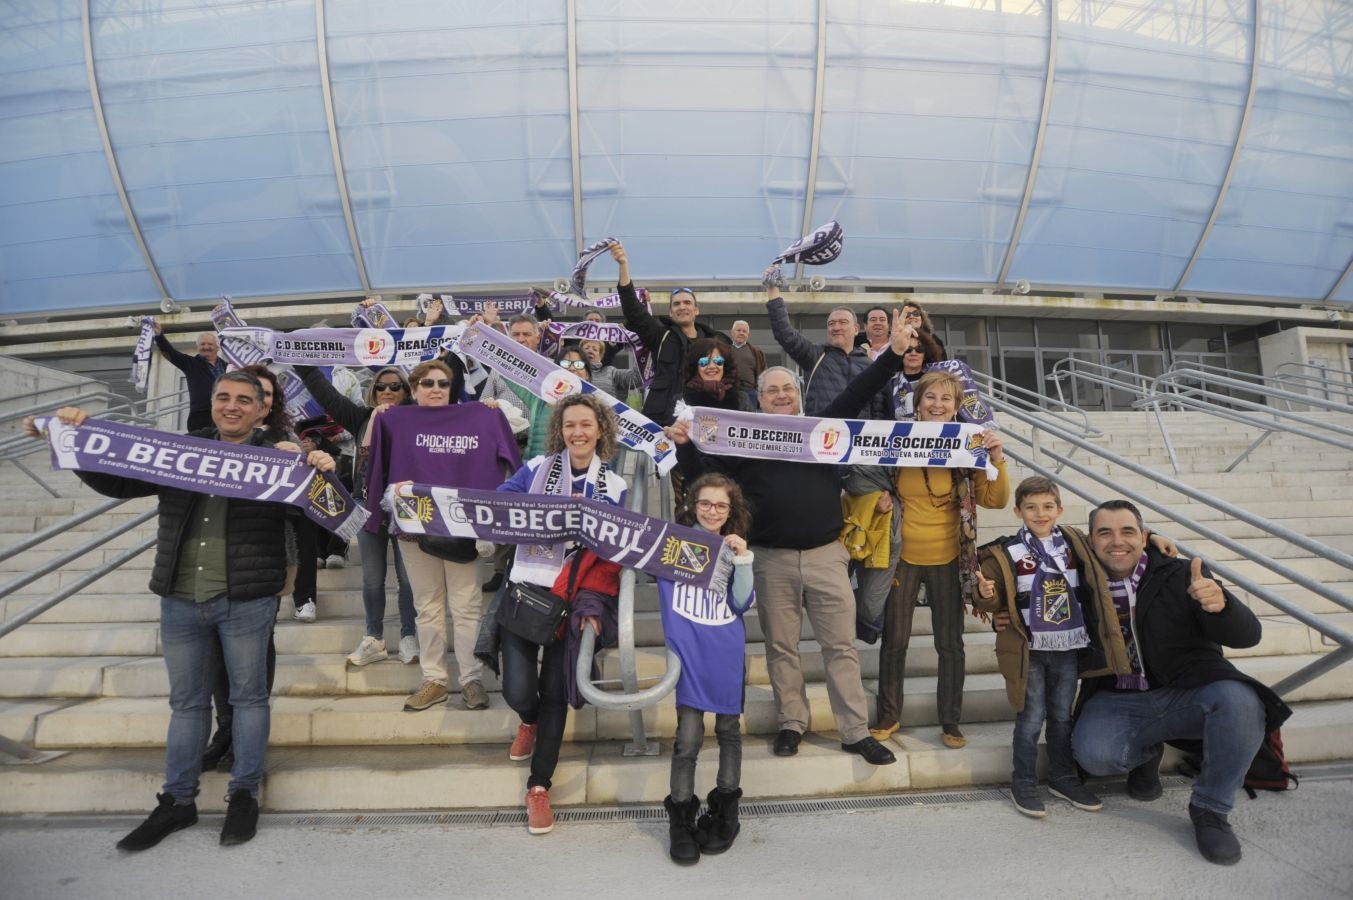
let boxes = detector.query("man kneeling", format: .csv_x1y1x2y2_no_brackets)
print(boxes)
1072,500,1290,865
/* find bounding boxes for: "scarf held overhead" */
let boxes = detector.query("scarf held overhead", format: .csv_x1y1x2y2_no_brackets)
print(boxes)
892,359,997,429
676,403,997,478
773,220,844,266
457,323,677,475
130,316,155,392
34,416,369,541
386,483,732,594
538,320,654,386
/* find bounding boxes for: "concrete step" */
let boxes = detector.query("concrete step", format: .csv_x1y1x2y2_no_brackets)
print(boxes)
2,697,1348,813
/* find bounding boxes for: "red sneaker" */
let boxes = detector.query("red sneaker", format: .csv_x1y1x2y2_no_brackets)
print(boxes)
526,787,554,835
509,723,538,761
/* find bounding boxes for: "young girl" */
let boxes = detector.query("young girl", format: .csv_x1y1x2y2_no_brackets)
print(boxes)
661,473,756,866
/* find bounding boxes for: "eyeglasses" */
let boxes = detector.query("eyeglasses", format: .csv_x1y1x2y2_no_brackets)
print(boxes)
374,381,406,392
417,379,452,389
697,355,725,368
695,500,731,513
903,310,923,320
903,346,924,354
761,385,797,397
559,359,587,371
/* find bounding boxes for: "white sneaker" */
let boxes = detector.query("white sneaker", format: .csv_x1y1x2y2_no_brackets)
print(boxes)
346,636,387,666
399,635,420,665
324,555,346,569
293,600,317,622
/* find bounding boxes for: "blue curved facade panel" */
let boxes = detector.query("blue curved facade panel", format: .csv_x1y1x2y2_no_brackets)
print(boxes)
576,1,816,280
90,0,359,300
815,0,1047,282
1009,0,1252,291
325,1,574,289
1183,0,1353,299
0,0,160,311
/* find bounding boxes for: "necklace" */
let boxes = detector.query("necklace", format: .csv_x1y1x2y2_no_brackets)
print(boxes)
920,468,954,508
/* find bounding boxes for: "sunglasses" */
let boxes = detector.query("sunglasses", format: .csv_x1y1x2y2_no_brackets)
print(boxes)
559,359,587,371
374,381,406,392
417,379,452,389
670,288,696,299
904,346,924,354
697,355,725,368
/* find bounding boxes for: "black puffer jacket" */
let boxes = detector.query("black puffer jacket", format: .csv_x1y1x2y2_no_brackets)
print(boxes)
767,296,888,419
618,281,725,426
75,428,291,601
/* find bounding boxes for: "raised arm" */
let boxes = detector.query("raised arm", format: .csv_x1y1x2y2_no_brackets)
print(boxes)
613,242,666,351
295,366,370,438
765,293,822,372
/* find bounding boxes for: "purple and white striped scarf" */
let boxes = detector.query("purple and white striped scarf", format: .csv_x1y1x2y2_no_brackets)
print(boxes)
538,320,653,386
1018,525,1088,652
774,220,844,266
130,316,156,392
1108,552,1150,690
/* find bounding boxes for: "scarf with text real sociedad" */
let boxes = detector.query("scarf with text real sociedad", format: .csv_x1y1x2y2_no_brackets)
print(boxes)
456,322,677,475
385,482,732,594
676,403,998,479
217,324,462,371
35,416,369,541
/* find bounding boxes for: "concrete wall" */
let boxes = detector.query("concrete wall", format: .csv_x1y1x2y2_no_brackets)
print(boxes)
1258,327,1353,408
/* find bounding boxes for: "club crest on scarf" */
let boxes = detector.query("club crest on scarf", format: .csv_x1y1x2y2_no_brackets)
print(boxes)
356,330,393,365
1039,576,1072,626
661,536,712,575
965,432,986,453
393,493,435,530
308,475,348,519
698,415,720,445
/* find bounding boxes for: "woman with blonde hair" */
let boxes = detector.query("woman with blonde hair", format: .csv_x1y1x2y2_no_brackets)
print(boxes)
872,369,1009,750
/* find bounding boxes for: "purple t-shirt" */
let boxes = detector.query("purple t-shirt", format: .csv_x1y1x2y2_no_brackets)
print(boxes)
364,403,522,532
658,579,753,715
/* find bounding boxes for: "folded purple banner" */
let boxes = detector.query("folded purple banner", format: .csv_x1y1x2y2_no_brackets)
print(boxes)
774,220,844,266
387,484,731,594
457,323,677,474
35,416,369,541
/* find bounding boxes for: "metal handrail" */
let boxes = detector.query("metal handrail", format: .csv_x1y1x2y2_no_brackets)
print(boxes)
572,450,681,753
1049,357,1353,474
0,497,135,563
1273,361,1353,404
986,396,1353,698
0,508,156,603
0,537,156,641
971,368,1101,437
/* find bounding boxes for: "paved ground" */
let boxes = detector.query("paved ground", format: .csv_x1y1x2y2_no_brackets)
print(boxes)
2,771,1350,900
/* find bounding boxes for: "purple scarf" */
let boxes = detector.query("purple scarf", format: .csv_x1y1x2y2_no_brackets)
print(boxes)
774,220,844,265
1108,553,1150,690
130,316,155,392
1018,526,1088,652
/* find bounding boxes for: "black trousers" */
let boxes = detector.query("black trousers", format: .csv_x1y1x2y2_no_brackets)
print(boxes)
499,629,569,790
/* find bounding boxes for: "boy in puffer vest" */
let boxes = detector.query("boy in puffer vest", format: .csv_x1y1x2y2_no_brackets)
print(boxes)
974,476,1130,818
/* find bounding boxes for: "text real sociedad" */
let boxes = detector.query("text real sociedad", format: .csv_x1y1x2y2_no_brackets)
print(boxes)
722,425,961,451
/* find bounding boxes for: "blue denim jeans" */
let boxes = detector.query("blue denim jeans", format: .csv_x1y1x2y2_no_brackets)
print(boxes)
1011,649,1080,788
160,594,278,801
1072,679,1265,814
357,526,416,640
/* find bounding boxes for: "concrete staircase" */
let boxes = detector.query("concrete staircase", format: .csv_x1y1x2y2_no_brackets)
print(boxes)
1,410,1351,813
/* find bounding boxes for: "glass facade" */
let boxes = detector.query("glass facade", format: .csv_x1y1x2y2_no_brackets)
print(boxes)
1,1,1350,314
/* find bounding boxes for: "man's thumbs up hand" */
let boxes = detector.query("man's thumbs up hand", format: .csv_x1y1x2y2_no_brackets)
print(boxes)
1187,556,1226,613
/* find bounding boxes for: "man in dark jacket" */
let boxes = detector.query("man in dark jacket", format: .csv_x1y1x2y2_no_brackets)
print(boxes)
764,283,891,419
668,310,916,768
1072,500,1290,866
26,371,336,852
612,242,723,427
153,321,227,431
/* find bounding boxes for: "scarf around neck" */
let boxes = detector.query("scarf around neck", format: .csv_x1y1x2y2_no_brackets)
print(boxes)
510,452,611,587
1018,525,1088,652
1108,552,1150,690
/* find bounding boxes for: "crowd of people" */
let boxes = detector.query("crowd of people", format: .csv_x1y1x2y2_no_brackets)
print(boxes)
21,240,1288,868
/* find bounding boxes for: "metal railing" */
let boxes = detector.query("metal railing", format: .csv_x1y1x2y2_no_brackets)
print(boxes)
1273,361,1353,406
574,450,681,755
1048,357,1353,474
987,384,1353,698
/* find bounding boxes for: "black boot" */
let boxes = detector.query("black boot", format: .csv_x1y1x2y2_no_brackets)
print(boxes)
663,795,701,866
694,787,742,854
201,727,232,772
116,793,198,851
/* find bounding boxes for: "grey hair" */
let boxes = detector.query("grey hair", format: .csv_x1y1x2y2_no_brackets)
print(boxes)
828,307,858,325
507,314,540,333
756,365,801,393
197,332,218,343
732,319,750,330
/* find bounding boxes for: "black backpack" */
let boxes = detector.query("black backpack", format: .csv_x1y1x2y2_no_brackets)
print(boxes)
1176,728,1298,799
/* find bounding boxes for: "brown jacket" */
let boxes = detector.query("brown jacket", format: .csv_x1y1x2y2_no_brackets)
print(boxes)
975,526,1131,712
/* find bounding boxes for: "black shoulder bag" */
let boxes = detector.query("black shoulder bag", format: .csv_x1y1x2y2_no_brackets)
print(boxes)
497,552,584,647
